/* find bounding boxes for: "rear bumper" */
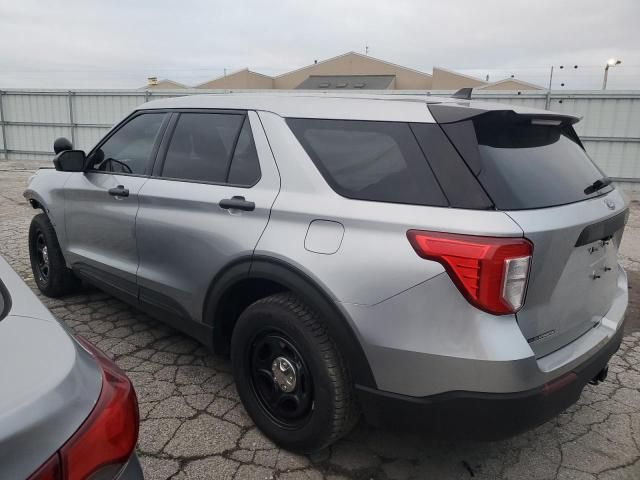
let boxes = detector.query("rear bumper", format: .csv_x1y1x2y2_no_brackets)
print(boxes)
343,266,628,397
356,321,623,439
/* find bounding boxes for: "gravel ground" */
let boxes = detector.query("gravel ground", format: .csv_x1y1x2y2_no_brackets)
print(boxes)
1,162,639,480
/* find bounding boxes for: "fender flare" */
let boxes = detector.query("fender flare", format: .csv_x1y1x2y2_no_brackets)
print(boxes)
203,255,377,389
24,189,48,212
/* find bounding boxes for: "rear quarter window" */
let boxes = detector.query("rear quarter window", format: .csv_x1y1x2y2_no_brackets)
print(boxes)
287,118,448,207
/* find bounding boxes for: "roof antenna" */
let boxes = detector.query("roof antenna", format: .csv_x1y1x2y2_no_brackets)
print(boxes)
365,44,369,55
452,87,473,100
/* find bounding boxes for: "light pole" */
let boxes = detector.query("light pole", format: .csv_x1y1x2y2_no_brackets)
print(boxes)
603,58,621,90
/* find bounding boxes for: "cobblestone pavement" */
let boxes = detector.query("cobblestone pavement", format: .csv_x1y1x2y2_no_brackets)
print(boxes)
1,163,640,480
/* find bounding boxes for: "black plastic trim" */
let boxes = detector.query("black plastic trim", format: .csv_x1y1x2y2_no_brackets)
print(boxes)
203,255,377,388
74,263,214,348
357,322,624,439
575,209,629,247
138,286,213,348
73,263,138,298
428,104,580,126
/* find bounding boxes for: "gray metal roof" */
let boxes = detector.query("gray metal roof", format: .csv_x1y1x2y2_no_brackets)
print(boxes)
296,75,395,90
140,92,567,123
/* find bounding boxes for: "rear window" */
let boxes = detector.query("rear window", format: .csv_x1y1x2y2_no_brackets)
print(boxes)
287,118,448,207
442,111,611,210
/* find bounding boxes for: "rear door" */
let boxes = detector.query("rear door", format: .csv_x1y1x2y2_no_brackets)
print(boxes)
135,111,280,323
440,110,629,357
64,112,168,294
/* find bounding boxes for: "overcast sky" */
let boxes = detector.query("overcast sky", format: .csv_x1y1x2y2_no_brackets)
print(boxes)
1,0,638,90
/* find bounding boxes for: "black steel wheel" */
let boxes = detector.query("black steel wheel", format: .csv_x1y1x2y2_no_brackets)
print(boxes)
33,230,51,285
231,293,358,453
29,213,78,297
248,330,314,429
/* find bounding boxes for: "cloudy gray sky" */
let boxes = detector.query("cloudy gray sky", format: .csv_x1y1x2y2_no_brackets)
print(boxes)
1,0,638,89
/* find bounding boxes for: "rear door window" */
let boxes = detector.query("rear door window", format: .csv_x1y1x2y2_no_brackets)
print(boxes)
161,113,245,183
287,118,448,206
228,118,261,186
442,111,611,210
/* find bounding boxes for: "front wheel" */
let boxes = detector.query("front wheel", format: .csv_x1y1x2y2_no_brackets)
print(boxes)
231,293,358,453
28,213,78,297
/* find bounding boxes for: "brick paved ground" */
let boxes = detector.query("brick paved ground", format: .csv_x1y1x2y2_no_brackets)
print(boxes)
1,163,639,480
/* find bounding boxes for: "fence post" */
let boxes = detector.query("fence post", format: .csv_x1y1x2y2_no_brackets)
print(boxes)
0,90,7,160
68,90,76,147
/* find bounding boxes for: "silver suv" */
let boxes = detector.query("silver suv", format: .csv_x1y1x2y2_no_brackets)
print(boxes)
25,93,629,452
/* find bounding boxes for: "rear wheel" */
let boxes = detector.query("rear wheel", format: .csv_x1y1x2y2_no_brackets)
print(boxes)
29,213,78,297
231,293,358,452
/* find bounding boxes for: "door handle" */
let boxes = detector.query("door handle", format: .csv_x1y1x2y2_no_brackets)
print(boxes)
219,196,255,212
108,185,129,197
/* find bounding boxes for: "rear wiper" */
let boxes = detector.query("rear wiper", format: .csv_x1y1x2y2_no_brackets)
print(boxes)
584,177,612,195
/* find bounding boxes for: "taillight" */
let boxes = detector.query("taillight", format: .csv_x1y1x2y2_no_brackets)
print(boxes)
29,336,139,480
407,230,533,315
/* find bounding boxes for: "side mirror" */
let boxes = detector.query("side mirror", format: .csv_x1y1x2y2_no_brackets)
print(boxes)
53,137,73,154
53,150,86,172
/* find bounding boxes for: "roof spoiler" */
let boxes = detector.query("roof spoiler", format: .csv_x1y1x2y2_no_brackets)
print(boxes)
428,103,581,125
451,88,473,100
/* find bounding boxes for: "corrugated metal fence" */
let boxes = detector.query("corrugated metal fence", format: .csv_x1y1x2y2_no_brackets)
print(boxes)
0,89,639,182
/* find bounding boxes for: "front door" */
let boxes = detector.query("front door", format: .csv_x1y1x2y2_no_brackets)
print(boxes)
135,111,280,322
64,112,168,296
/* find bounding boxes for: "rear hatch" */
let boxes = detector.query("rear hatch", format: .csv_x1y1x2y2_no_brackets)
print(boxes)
432,105,629,357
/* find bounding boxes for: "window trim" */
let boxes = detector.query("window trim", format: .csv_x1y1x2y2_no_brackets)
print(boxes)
152,109,262,189
85,110,171,178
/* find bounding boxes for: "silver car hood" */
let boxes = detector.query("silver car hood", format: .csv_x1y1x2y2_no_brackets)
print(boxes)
0,257,101,480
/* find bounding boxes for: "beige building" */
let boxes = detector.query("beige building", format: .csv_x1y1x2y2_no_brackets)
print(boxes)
144,51,542,91
196,69,274,89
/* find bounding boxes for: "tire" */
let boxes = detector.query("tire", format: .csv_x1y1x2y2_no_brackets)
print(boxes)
231,292,359,452
28,213,78,297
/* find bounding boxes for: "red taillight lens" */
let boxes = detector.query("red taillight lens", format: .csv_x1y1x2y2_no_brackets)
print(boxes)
28,453,61,480
28,336,139,480
407,230,533,315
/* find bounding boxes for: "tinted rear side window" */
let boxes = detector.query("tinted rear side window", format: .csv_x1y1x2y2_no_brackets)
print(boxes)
410,123,492,209
162,113,244,183
228,118,261,186
442,111,611,210
287,118,448,207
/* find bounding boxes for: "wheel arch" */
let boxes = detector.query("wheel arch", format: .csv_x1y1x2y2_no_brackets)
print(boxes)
203,255,377,389
24,189,47,212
